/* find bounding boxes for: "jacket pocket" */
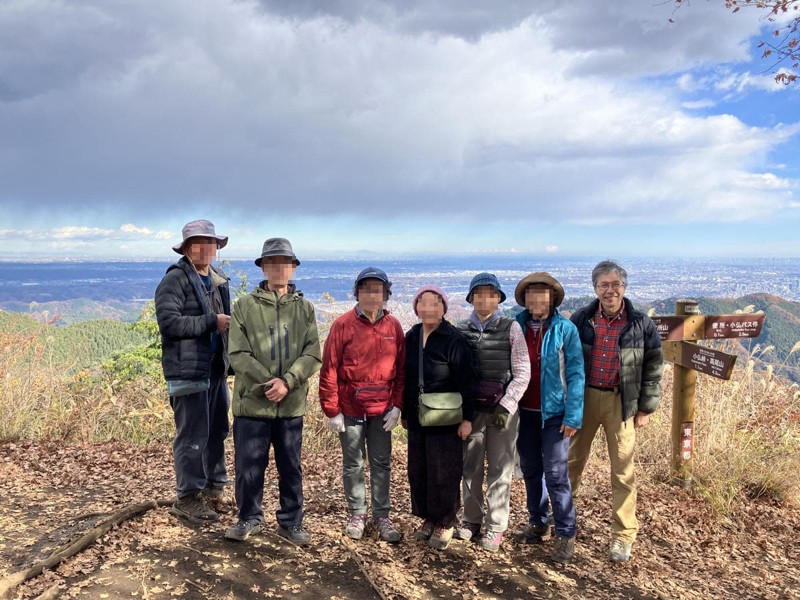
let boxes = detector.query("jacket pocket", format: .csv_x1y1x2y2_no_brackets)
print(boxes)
353,385,392,417
269,326,276,360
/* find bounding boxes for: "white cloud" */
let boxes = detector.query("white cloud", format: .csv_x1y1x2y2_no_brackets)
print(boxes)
0,0,796,231
0,224,179,243
545,245,559,254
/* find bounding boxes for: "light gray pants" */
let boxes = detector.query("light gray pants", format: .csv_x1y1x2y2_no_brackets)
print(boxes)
461,410,520,532
339,416,392,518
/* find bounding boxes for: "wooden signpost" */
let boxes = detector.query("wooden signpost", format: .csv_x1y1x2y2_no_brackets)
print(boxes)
651,301,765,486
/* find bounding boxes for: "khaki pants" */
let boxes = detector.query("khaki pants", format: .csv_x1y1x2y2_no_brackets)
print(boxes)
568,387,638,543
461,410,520,532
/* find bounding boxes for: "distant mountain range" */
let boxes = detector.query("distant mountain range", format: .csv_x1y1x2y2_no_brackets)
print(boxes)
5,292,800,383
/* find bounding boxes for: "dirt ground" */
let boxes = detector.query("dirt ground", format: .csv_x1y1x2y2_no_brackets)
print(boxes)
1,440,799,600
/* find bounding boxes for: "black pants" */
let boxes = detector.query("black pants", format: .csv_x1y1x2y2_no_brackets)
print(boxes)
407,428,463,528
170,371,229,498
233,415,304,528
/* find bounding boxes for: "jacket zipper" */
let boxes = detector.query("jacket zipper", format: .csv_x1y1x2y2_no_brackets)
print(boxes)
269,326,276,360
284,324,290,359
276,298,282,418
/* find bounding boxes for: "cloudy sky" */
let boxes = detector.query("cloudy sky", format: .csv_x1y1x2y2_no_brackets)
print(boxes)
1,0,799,259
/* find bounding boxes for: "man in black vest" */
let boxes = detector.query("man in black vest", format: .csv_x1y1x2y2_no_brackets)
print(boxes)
455,273,530,552
155,220,232,524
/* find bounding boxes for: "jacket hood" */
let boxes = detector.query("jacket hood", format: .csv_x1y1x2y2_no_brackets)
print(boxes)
166,257,228,286
252,281,303,303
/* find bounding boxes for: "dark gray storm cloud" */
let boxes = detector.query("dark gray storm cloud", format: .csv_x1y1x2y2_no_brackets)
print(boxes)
253,0,538,39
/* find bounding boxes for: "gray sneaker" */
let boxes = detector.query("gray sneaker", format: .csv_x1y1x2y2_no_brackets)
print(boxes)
277,524,311,546
609,539,632,562
453,521,481,542
512,523,551,544
373,517,402,543
552,536,575,563
171,494,219,524
224,520,261,541
345,514,368,540
480,530,504,553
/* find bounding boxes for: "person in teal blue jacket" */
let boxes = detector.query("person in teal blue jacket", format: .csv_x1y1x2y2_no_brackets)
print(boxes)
511,272,584,563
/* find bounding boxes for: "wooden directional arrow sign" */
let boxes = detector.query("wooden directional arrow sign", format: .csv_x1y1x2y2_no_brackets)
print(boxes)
652,313,764,342
662,341,737,380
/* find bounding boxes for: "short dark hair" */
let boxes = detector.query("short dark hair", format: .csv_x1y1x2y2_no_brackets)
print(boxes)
591,260,628,289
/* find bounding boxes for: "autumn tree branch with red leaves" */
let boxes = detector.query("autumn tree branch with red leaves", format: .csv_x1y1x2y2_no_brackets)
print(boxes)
673,0,799,83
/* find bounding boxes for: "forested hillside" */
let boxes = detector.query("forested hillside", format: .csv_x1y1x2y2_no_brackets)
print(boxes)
0,311,151,371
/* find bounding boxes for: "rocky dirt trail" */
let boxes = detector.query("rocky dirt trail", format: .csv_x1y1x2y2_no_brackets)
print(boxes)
1,441,798,600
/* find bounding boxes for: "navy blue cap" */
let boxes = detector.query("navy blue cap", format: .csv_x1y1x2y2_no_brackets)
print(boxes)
466,272,507,303
353,267,392,297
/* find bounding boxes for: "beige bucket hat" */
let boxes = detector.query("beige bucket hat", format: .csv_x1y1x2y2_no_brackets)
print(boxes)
514,272,565,308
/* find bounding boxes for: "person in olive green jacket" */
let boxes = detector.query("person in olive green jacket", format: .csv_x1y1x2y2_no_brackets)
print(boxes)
224,238,321,545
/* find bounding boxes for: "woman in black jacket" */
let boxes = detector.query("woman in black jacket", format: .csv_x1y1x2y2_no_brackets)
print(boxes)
403,285,475,549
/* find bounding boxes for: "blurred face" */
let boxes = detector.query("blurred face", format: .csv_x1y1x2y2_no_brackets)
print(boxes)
357,279,386,314
184,237,218,268
471,286,501,318
594,271,625,314
416,291,445,327
261,255,297,287
525,286,552,320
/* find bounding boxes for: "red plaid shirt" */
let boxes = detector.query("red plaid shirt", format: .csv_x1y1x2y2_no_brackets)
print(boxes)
588,305,627,388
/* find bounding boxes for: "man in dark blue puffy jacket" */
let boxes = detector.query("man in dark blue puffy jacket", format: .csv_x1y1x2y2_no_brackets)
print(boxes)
155,219,232,524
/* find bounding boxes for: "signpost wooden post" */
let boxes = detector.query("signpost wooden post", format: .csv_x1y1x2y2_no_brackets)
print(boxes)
651,303,765,487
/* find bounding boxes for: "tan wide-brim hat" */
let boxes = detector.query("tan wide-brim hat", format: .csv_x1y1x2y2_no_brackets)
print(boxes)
514,272,565,307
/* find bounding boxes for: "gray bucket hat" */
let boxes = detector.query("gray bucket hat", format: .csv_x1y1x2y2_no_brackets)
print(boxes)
172,219,228,254
255,237,301,267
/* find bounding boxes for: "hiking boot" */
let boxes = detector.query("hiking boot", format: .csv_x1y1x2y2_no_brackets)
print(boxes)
201,487,229,512
453,521,481,542
428,526,454,550
480,530,504,553
609,539,632,563
512,523,551,544
277,524,311,546
373,517,402,543
171,494,219,524
552,536,575,563
345,514,368,540
224,520,261,541
414,520,435,541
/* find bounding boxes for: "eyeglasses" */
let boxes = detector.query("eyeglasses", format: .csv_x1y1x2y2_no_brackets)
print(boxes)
596,282,624,291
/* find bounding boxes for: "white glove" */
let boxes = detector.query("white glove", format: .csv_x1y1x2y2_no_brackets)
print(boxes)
327,413,345,433
382,407,401,432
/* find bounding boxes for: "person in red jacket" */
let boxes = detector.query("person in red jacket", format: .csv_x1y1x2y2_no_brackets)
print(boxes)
319,267,406,542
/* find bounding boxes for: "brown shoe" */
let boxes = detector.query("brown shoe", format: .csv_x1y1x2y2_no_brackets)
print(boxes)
552,536,575,563
512,523,552,544
171,493,219,524
414,520,435,541
201,487,229,512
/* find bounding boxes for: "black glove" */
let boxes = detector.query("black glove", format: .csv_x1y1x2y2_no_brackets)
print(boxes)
490,405,509,429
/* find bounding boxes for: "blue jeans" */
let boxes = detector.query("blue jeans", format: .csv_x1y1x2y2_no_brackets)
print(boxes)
516,410,576,538
233,416,305,528
170,375,229,498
